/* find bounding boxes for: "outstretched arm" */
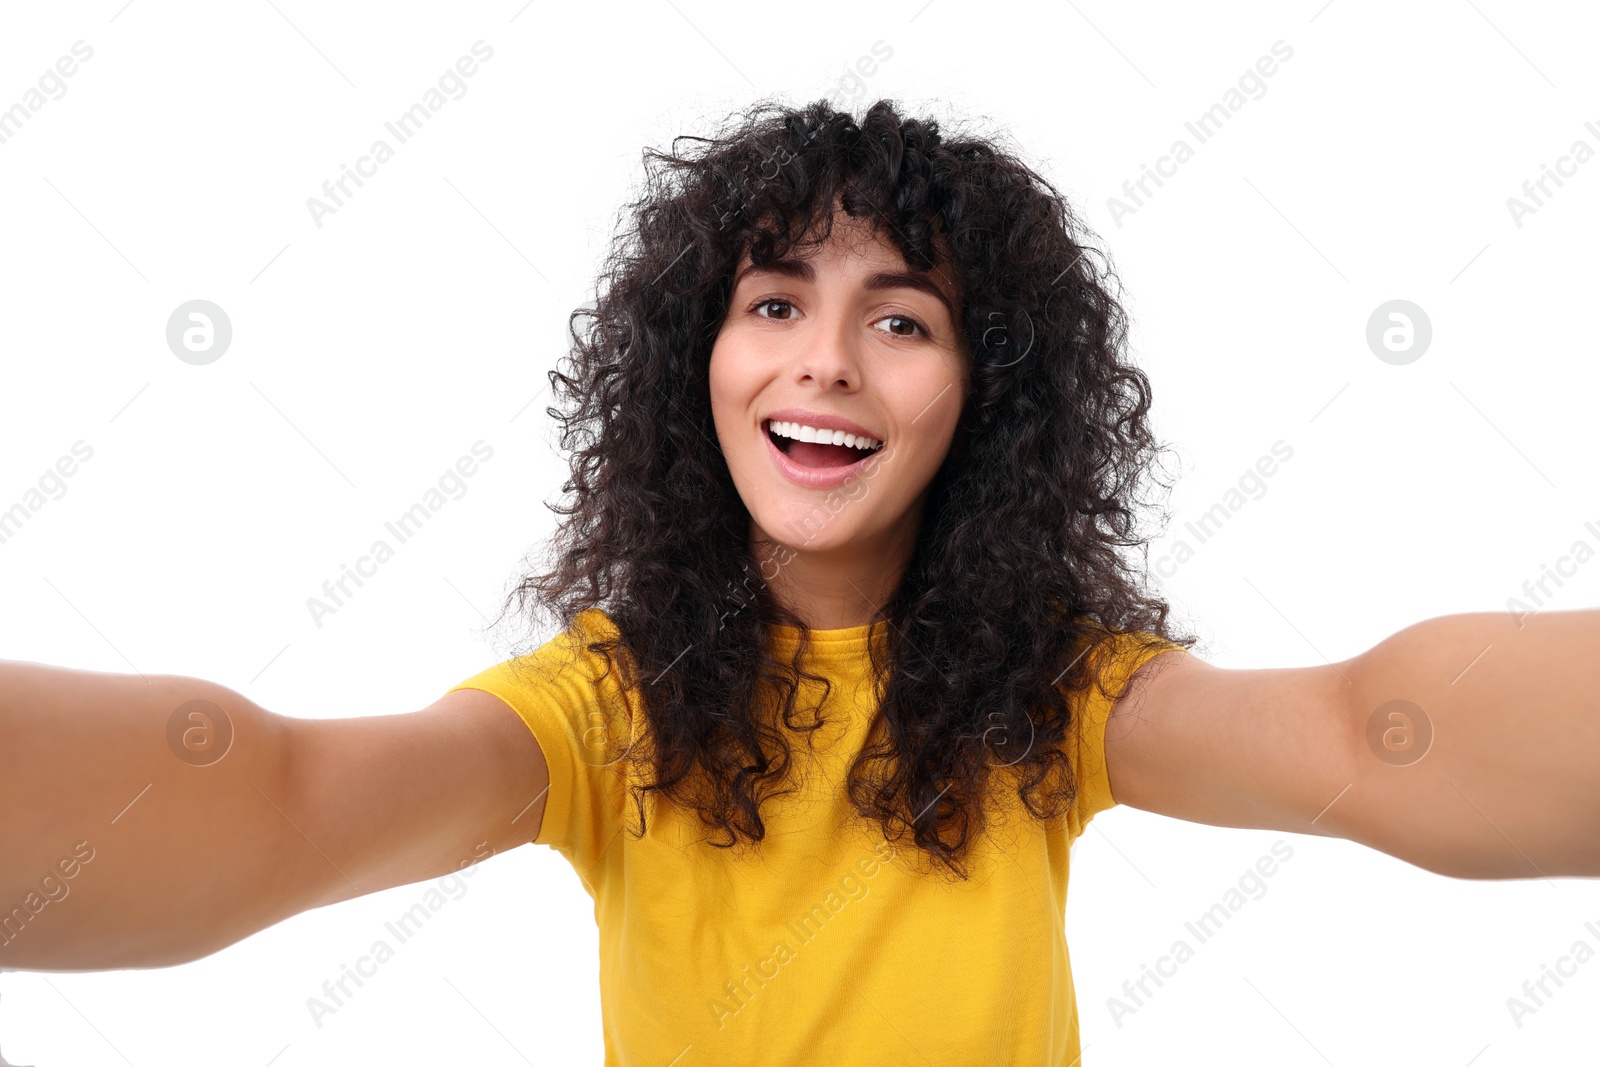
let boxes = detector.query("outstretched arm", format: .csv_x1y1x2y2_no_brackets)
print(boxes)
0,661,549,970
1104,608,1600,879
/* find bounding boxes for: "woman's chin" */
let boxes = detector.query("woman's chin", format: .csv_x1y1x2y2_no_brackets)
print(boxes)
752,506,861,554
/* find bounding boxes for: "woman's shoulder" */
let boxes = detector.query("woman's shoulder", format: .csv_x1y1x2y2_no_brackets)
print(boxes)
1068,622,1191,692
455,606,632,699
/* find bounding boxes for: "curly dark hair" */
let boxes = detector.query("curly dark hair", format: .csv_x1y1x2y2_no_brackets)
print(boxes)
492,96,1196,880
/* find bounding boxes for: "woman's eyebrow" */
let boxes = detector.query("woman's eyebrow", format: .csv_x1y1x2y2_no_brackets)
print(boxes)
734,257,957,321
862,270,956,322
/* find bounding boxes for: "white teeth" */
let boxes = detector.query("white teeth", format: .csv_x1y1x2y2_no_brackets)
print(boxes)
767,420,882,451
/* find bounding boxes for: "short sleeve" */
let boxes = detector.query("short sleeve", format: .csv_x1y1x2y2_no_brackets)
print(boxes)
1065,630,1188,838
446,609,632,884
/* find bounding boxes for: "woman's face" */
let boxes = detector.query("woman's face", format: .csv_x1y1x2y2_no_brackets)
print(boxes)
708,214,969,559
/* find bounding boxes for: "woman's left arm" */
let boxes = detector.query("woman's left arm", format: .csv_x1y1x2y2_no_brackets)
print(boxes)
1104,608,1600,879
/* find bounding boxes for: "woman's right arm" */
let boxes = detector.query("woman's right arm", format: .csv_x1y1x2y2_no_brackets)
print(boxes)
0,659,549,971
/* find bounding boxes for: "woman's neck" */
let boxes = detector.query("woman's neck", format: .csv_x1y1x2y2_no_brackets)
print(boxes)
749,506,923,630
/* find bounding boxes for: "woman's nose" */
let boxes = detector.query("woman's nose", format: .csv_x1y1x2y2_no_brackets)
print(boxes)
790,309,861,389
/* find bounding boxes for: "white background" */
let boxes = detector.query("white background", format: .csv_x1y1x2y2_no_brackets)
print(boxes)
2,0,1598,1063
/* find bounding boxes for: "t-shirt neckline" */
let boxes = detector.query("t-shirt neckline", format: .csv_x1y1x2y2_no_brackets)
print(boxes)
763,620,881,655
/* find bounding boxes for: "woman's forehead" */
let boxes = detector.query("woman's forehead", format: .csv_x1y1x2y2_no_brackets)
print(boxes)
733,216,961,306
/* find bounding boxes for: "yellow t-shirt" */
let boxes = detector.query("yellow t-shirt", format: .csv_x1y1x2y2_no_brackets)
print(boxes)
449,608,1185,1065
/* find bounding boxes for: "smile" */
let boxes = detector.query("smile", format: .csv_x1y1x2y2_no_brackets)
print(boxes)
763,418,886,489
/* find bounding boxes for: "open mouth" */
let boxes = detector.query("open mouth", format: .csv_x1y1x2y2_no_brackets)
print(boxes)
765,419,883,469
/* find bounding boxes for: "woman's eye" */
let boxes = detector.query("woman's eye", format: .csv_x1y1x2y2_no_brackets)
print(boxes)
749,300,925,338
753,299,794,320
874,314,926,338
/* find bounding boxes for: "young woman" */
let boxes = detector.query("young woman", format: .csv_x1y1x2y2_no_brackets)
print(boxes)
3,98,1597,1065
